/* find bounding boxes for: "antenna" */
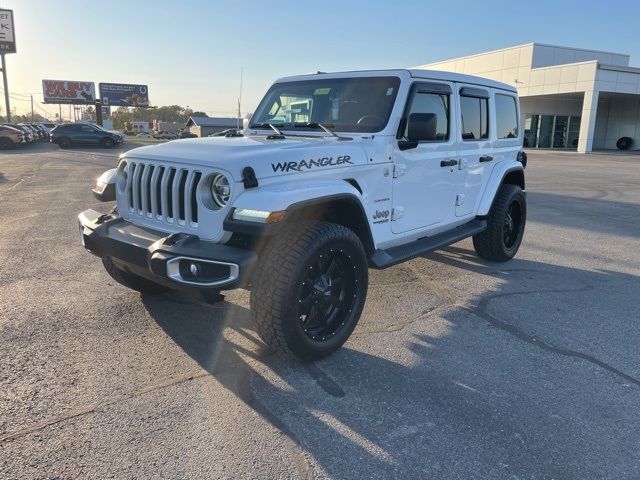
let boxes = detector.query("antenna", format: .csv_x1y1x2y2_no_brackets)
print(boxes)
237,67,243,129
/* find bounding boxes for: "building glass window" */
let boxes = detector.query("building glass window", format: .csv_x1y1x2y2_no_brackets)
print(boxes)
523,113,581,149
460,95,488,141
495,94,519,139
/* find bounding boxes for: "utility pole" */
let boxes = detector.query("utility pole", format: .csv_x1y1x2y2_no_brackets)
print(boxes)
1,55,10,123
31,95,34,120
237,67,243,129
59,104,62,122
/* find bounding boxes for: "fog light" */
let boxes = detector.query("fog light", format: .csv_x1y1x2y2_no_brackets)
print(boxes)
189,263,199,277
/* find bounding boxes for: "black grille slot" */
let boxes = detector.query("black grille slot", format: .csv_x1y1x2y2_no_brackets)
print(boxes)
191,171,202,223
145,165,154,214
135,164,144,212
178,170,188,221
127,163,136,209
166,167,176,219
156,166,165,216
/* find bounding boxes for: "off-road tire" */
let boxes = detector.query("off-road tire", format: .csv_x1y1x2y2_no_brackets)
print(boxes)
58,137,71,149
251,221,368,361
473,184,526,262
102,257,166,294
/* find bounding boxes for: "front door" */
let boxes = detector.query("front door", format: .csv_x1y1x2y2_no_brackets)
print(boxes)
392,81,458,234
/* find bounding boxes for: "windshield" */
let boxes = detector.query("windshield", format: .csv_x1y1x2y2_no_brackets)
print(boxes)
250,76,400,133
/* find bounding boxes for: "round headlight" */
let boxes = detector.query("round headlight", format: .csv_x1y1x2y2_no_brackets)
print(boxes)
117,161,128,190
211,173,230,208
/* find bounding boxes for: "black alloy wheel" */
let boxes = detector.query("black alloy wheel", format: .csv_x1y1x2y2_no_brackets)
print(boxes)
503,200,523,249
297,248,358,341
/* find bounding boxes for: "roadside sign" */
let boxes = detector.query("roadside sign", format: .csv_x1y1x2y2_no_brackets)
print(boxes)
42,80,96,104
99,83,149,107
0,9,16,54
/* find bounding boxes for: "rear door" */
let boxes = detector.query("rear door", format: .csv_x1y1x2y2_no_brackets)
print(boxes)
454,85,493,217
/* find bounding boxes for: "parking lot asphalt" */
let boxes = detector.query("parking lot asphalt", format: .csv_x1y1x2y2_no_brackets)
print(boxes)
1,142,640,479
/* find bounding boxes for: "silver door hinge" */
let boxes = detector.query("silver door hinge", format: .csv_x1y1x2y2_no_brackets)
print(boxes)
391,207,404,221
393,164,406,178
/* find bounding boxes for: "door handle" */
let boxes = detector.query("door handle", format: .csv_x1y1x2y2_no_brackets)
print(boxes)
479,155,493,163
440,159,458,167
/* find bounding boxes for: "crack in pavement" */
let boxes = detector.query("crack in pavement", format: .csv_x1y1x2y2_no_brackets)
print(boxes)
465,286,640,388
0,369,211,444
0,355,316,478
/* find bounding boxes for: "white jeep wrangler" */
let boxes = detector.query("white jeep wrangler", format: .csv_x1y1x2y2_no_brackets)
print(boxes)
80,69,526,360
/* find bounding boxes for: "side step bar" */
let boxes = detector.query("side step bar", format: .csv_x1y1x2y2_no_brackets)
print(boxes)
369,218,487,269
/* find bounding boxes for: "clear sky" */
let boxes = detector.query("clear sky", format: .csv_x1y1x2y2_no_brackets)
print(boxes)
3,0,640,118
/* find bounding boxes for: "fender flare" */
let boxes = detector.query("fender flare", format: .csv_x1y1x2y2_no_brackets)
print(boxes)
476,162,524,216
223,179,374,251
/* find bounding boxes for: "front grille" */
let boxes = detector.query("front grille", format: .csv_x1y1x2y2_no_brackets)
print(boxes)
125,161,202,227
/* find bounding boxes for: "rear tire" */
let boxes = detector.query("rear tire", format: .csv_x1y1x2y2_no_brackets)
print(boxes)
102,258,166,294
473,184,526,262
58,137,71,149
251,221,368,361
0,137,14,150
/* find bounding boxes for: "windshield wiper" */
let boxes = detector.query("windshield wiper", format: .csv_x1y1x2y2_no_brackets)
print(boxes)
294,122,352,141
268,123,283,136
250,122,286,139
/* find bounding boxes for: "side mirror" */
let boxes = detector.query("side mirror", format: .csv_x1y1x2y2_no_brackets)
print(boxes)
398,113,437,151
407,113,437,142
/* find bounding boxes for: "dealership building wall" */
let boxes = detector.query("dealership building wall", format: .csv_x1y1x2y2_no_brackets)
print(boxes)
416,43,640,153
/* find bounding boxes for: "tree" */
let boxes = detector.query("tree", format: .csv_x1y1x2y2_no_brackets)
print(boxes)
192,111,208,117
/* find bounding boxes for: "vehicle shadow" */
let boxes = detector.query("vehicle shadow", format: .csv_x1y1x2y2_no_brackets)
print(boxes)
140,246,640,478
0,172,5,184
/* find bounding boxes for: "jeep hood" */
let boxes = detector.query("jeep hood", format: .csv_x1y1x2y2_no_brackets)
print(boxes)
122,135,368,181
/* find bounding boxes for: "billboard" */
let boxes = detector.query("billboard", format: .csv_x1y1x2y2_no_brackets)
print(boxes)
99,83,149,107
42,80,96,104
0,9,16,54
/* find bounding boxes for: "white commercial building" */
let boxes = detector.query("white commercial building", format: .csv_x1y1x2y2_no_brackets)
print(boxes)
417,43,640,153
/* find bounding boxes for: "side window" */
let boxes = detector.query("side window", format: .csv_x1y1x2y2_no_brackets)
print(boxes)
460,95,488,141
495,94,518,139
404,91,449,141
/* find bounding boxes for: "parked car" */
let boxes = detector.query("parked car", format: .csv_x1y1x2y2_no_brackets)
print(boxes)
136,132,152,138
208,129,241,137
26,123,50,141
50,123,124,148
153,130,177,140
3,124,34,143
80,68,527,361
178,130,198,139
0,125,24,149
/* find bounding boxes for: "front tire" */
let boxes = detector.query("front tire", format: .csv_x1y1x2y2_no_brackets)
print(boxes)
101,137,115,148
473,184,526,262
58,137,71,149
251,221,368,361
102,258,166,294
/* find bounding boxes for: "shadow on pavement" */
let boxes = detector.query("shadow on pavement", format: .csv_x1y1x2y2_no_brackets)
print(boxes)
140,246,640,478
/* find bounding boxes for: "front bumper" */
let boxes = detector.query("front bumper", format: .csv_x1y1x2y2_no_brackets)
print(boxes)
78,209,256,291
